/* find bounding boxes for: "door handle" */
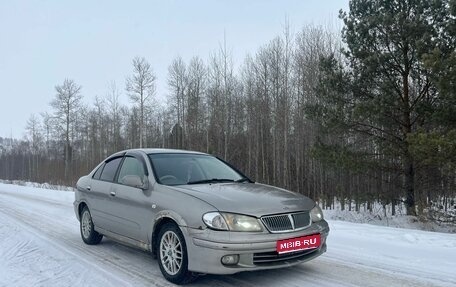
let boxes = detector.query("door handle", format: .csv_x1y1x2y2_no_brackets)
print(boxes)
86,186,91,191
110,191,116,197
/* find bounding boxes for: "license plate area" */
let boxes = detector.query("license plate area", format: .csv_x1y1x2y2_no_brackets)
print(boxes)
276,234,321,254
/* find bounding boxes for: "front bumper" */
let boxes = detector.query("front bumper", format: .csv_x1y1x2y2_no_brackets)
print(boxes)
182,220,329,275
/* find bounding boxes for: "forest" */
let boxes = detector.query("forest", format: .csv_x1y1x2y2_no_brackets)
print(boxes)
1,0,455,222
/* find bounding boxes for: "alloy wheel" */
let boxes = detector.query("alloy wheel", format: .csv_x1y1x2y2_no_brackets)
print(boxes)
81,210,92,239
159,230,183,275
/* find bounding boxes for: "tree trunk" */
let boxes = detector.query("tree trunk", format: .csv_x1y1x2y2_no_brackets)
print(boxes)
402,59,416,215
404,154,416,216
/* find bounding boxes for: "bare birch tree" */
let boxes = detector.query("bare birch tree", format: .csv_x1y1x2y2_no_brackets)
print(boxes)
126,57,156,148
167,56,187,148
50,79,83,181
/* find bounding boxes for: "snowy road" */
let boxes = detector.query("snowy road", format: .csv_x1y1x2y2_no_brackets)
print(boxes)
0,183,455,287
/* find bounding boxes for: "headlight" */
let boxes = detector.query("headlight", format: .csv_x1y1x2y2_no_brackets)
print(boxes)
310,204,324,222
223,213,263,232
202,212,228,230
203,212,262,232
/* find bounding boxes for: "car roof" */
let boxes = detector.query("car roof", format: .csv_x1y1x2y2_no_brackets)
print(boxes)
117,148,208,156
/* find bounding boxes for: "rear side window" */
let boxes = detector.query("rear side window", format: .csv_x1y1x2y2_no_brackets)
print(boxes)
92,163,105,180
99,157,122,182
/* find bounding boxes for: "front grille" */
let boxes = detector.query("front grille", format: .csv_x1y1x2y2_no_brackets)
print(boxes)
253,249,317,265
292,212,311,228
261,212,311,233
261,214,293,232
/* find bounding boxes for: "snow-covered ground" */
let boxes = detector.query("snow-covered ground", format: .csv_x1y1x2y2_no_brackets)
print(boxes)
0,183,455,287
324,205,456,233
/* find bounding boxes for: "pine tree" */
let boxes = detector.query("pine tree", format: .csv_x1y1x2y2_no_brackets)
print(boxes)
308,0,452,215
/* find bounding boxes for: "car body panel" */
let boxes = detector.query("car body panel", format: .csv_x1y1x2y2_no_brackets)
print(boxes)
183,220,329,274
107,182,153,242
168,182,315,217
88,179,118,231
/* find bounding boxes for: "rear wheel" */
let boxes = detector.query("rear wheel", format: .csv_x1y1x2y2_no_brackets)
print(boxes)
157,223,197,284
80,206,103,245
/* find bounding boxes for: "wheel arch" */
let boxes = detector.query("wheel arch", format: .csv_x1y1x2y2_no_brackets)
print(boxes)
151,212,187,256
77,201,89,218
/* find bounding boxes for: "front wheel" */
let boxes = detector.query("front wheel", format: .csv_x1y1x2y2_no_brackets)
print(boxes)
157,223,197,284
80,206,103,245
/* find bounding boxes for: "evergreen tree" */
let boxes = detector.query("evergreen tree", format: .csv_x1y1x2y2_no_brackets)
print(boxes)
308,0,452,215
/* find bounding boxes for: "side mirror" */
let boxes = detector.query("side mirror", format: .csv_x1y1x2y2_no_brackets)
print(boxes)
121,175,149,190
142,175,150,190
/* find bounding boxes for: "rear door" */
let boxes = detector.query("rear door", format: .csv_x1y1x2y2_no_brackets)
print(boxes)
88,156,123,232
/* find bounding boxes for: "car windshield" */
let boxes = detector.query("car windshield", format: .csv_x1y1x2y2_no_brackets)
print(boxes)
148,153,244,186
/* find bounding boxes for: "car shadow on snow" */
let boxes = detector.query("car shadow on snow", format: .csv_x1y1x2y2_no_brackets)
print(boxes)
193,264,319,287
95,238,321,287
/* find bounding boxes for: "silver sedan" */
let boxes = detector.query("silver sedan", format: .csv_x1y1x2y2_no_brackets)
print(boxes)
74,149,329,284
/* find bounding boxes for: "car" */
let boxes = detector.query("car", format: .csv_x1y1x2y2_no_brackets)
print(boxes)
74,148,329,284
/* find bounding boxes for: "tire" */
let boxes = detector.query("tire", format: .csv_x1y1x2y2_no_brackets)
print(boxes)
80,206,103,245
157,223,198,284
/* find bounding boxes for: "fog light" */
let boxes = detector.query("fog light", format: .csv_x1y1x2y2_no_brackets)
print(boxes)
221,254,239,265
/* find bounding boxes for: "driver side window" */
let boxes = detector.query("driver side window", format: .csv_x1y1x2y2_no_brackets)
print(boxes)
117,156,145,185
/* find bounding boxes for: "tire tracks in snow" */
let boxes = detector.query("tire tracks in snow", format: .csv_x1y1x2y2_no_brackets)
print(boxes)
0,193,174,287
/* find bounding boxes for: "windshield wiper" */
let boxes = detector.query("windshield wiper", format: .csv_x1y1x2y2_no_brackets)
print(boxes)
236,177,251,183
187,178,235,185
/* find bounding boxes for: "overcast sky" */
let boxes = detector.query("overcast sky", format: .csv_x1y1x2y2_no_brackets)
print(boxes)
0,0,348,139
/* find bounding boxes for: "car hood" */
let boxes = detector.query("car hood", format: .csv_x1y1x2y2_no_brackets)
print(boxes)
168,182,315,217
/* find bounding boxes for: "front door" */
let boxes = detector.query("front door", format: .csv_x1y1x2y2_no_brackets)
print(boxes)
109,155,154,243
